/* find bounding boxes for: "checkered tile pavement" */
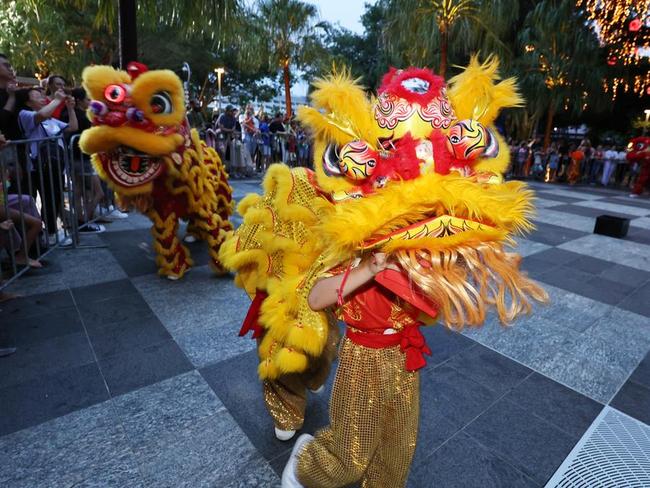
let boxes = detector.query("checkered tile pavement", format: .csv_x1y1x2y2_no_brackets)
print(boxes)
1,179,649,487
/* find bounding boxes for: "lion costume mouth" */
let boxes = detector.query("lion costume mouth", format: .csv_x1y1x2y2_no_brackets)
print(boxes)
101,146,164,187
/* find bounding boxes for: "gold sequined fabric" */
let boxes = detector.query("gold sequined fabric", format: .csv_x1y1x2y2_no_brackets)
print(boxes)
297,337,419,488
262,323,340,430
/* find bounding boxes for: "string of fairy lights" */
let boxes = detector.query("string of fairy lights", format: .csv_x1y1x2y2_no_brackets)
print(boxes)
577,0,650,100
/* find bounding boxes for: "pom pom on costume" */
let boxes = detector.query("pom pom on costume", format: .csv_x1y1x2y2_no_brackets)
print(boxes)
221,56,547,381
80,64,233,279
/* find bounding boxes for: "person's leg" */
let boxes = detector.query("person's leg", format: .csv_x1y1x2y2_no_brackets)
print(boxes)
361,370,419,488
632,163,650,195
295,339,416,488
7,208,42,267
263,323,339,436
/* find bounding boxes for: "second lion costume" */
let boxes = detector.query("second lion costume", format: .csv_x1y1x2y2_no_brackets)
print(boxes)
220,57,547,487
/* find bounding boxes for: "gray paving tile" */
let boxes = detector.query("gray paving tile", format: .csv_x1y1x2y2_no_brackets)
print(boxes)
0,401,141,486
608,196,650,208
88,314,172,359
631,216,650,230
534,198,566,208
71,278,140,304
200,349,331,461
77,293,155,329
445,343,532,395
533,208,596,233
629,352,650,389
551,203,636,220
583,308,650,363
506,373,603,439
99,339,193,397
409,431,537,488
0,332,95,389
100,228,159,278
0,363,109,436
559,234,650,272
464,398,577,485
508,238,551,257
5,307,82,346
420,364,500,429
533,190,584,203
464,315,581,370
625,226,650,246
113,371,224,455
0,289,74,320
421,326,475,368
173,322,256,368
4,271,67,297
136,411,278,488
537,350,629,403
56,248,128,288
412,408,459,469
526,247,583,266
527,223,588,246
617,281,650,317
611,380,650,426
534,284,612,332
598,263,650,287
574,199,650,217
537,268,629,305
567,255,616,275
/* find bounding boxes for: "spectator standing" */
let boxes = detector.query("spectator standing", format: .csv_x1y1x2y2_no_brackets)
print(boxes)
269,112,286,162
259,115,272,171
515,142,528,177
601,145,617,186
0,54,19,142
240,104,259,164
16,87,77,245
216,105,237,165
61,87,105,233
614,146,629,187
590,145,604,184
547,143,560,182
44,75,67,120
568,144,585,185
187,99,206,133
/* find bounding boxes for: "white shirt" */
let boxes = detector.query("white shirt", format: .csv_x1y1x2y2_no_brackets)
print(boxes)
603,150,617,162
18,110,68,171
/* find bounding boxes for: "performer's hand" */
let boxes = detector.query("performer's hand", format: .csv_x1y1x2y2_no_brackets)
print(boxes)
366,252,399,276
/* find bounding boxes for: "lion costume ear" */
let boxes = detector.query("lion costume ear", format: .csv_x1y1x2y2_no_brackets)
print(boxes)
82,66,131,102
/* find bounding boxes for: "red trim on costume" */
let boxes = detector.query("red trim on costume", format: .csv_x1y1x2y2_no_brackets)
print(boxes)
378,67,445,106
239,290,268,338
346,324,432,371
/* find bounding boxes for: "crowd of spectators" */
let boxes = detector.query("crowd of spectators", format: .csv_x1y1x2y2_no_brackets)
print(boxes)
191,101,312,179
508,137,636,193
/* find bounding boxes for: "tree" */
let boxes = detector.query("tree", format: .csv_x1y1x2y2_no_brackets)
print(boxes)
383,0,519,77
256,0,325,118
518,0,605,148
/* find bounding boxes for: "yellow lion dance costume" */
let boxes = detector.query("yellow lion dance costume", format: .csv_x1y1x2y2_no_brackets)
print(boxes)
80,62,233,280
222,56,546,377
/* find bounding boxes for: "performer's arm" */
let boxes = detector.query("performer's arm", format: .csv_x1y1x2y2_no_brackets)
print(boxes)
308,253,396,311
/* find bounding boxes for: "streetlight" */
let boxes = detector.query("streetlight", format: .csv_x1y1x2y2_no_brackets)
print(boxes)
644,109,650,136
215,67,225,113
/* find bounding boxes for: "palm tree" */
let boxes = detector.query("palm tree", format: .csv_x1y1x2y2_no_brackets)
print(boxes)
518,0,604,148
256,0,324,118
384,0,519,77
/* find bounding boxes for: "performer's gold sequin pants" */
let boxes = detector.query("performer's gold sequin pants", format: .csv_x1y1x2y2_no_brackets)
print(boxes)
262,324,340,431
296,336,420,488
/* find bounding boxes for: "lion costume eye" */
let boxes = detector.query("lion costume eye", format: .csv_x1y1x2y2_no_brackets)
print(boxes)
150,92,172,114
104,84,126,103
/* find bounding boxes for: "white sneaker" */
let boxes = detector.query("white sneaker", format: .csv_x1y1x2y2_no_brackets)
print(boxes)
281,434,313,488
183,234,197,243
109,209,128,219
275,427,296,441
309,385,325,395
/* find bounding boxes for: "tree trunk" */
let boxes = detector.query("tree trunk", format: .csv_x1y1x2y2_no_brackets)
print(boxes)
439,26,448,78
118,0,138,68
283,59,292,119
543,103,555,151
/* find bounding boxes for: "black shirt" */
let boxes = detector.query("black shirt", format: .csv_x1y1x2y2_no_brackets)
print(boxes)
0,88,21,140
269,120,285,133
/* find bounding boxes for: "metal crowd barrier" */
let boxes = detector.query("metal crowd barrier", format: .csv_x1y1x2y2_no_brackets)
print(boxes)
207,129,312,177
0,134,116,291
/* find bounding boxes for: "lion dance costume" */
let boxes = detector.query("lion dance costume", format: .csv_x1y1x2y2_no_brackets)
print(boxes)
627,137,650,197
220,57,547,487
80,63,233,279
